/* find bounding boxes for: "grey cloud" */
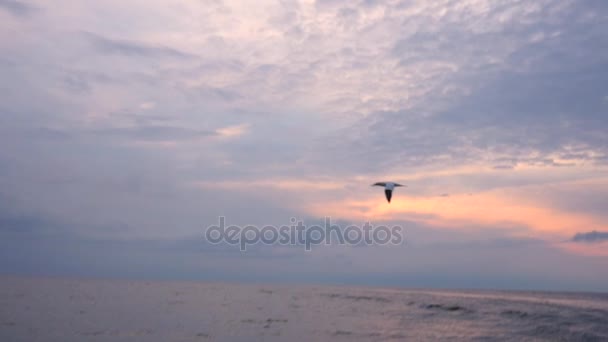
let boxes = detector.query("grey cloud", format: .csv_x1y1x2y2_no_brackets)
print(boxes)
197,86,242,102
0,0,35,17
571,231,608,244
547,187,608,220
2,217,606,292
62,75,92,94
30,127,72,141
315,0,379,9
314,0,343,8
192,60,244,74
337,7,359,22
1,0,607,291
91,125,217,142
419,236,547,251
8,124,216,145
0,215,44,234
0,198,66,236
314,0,608,175
268,0,300,30
84,32,196,59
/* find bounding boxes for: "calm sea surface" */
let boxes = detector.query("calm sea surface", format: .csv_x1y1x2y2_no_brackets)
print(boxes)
1,277,607,341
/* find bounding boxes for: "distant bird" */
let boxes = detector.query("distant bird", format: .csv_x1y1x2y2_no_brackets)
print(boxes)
372,182,405,203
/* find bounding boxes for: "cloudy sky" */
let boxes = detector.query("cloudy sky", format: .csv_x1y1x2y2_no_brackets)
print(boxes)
1,0,607,292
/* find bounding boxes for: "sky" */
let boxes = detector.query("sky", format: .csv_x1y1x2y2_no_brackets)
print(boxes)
0,0,607,292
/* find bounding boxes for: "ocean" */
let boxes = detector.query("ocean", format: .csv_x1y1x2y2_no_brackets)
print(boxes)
1,277,607,341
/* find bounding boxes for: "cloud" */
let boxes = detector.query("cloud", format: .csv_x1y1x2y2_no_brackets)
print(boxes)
91,125,217,143
197,86,242,102
192,178,342,191
571,231,608,244
307,0,608,176
0,0,35,17
83,32,196,59
0,215,51,234
139,102,156,110
0,0,607,290
2,220,607,291
0,197,66,236
216,124,249,138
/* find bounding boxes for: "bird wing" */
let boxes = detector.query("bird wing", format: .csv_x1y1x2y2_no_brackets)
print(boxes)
372,182,386,187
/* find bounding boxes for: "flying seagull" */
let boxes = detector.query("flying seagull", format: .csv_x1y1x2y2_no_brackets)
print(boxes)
372,182,405,203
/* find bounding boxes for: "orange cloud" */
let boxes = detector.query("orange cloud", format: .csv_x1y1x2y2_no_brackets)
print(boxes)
306,186,606,239
191,167,608,244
